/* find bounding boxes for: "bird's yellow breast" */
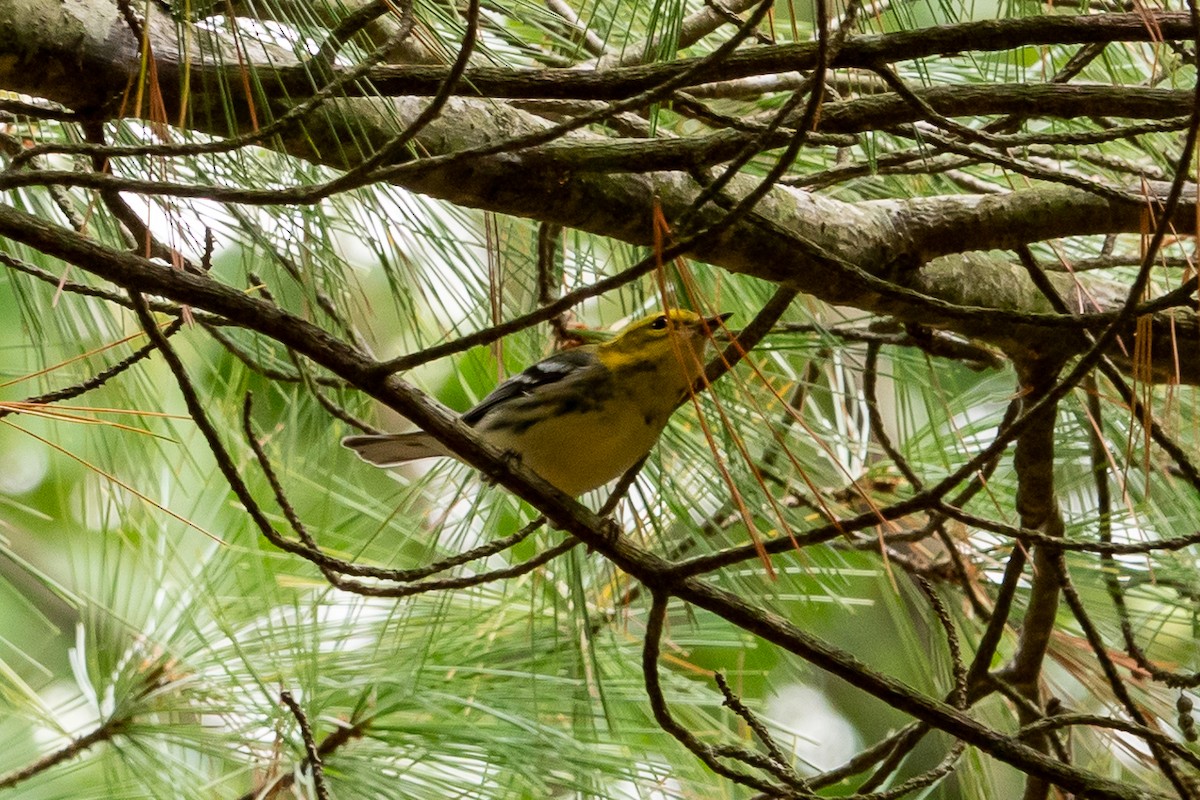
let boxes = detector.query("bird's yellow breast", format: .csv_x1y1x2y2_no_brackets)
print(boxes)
480,380,678,496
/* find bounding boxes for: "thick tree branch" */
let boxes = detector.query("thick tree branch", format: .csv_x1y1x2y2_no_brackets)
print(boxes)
7,9,1195,105
1,0,1198,384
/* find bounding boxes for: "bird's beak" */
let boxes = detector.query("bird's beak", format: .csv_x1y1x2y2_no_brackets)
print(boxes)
705,312,733,328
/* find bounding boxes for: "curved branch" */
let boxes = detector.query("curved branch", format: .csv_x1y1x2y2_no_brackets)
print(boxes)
1,0,1197,384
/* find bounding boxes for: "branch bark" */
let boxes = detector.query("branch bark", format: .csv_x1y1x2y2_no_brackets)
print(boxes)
0,0,1196,384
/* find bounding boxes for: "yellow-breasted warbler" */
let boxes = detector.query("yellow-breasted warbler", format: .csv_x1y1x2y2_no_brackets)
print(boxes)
343,309,730,496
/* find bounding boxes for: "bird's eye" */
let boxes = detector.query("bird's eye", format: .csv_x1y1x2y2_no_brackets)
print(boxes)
649,315,669,330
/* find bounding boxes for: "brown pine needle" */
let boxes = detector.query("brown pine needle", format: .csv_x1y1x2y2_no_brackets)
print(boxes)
0,323,173,390
0,404,174,440
0,401,188,420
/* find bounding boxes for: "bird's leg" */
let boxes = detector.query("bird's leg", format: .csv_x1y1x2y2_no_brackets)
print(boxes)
583,518,622,552
480,449,524,487
598,517,622,545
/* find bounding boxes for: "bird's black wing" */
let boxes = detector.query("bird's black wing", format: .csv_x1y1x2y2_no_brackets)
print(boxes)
462,347,598,427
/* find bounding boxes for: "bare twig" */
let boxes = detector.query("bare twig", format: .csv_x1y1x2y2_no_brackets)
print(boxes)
280,691,330,800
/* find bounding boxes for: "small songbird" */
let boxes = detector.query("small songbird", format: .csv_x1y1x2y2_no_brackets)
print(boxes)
343,309,730,496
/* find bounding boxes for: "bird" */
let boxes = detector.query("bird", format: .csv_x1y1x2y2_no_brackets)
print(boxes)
343,309,731,496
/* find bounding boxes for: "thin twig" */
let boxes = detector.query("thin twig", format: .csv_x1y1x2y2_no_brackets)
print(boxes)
280,691,330,800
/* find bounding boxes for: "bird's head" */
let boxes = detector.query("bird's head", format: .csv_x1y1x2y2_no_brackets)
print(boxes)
600,309,732,377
